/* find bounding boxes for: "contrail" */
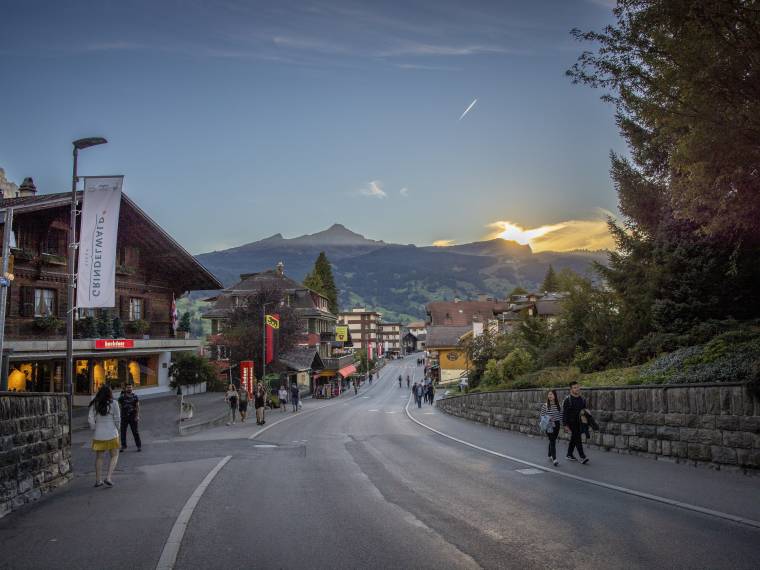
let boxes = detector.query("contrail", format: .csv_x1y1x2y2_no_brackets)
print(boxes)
459,98,477,121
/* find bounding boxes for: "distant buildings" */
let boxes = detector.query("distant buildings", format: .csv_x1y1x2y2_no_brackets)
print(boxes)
337,308,381,358
378,321,402,358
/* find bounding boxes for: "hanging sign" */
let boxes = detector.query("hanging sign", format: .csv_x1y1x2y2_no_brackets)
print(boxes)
265,314,280,329
240,360,254,397
76,176,123,308
335,326,348,342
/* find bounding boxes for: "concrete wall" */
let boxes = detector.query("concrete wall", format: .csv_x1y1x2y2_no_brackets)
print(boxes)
437,383,760,471
0,393,72,518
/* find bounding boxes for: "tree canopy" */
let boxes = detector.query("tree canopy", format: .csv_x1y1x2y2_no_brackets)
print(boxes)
303,252,339,314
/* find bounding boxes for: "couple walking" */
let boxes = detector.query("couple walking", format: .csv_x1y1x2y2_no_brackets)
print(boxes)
539,381,598,466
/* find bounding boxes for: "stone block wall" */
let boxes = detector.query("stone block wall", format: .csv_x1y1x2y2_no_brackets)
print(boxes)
436,383,760,471
0,393,72,518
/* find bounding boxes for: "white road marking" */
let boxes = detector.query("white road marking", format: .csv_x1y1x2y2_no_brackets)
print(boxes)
253,444,277,448
368,409,379,412
516,468,543,475
404,396,760,530
155,455,232,570
385,411,396,414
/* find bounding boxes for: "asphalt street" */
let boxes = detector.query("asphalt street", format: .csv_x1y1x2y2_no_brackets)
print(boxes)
2,354,759,569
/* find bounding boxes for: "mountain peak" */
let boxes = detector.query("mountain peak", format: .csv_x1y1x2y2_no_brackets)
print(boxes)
291,224,384,246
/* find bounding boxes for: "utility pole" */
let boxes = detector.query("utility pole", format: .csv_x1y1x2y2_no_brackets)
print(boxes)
0,207,14,390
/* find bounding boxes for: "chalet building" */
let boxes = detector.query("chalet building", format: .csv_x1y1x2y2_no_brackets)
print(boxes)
425,325,471,385
338,308,381,357
203,265,353,393
0,191,222,405
378,321,402,358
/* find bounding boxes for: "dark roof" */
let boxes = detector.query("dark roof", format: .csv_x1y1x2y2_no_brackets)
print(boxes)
203,269,333,320
426,300,508,326
0,192,222,292
279,347,324,371
426,325,471,348
535,300,562,316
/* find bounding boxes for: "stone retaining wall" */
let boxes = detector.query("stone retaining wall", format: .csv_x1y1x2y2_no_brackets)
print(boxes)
0,393,72,518
437,383,760,471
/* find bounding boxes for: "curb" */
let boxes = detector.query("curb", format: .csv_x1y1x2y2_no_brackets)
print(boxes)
178,411,230,436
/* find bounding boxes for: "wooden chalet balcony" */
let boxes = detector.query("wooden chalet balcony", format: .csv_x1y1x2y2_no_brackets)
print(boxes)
322,354,356,370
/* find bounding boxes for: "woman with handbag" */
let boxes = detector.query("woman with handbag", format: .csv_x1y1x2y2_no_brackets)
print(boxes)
88,385,121,487
539,389,562,466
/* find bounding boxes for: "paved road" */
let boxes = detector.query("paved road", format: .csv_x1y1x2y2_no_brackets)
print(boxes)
2,354,759,569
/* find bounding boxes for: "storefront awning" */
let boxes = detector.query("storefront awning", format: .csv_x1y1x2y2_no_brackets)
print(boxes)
337,364,357,378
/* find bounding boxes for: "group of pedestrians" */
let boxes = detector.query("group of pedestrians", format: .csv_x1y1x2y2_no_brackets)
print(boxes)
225,382,277,426
412,378,434,408
87,384,143,488
539,381,598,466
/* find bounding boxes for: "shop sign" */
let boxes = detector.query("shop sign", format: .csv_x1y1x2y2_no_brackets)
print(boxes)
240,360,254,397
335,326,348,342
95,339,134,349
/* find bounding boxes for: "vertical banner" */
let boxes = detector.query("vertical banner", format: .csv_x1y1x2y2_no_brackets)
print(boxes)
265,313,280,365
76,176,123,308
240,360,254,397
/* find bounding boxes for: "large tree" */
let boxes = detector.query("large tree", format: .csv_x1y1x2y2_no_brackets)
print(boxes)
569,0,760,242
303,252,339,314
569,1,760,345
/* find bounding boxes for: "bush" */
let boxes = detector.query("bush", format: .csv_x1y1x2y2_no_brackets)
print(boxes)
169,352,219,389
503,348,534,379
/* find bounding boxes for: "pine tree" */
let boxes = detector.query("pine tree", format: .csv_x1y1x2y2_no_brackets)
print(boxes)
304,252,339,314
541,265,558,292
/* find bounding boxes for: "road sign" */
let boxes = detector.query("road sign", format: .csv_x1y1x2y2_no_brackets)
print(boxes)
265,314,280,329
0,277,8,287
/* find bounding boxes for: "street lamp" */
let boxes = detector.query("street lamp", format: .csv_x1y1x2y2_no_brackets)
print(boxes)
66,137,107,428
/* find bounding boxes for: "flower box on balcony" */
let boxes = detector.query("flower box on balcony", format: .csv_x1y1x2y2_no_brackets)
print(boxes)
10,248,35,262
41,252,67,266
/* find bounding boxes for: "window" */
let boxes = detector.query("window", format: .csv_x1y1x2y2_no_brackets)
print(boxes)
34,289,55,317
77,308,96,320
129,298,143,321
43,229,66,256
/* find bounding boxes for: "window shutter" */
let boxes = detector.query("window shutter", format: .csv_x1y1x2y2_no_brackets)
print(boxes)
119,295,129,320
143,297,151,321
20,287,34,317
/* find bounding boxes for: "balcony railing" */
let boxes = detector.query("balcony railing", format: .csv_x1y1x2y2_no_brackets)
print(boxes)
322,354,356,370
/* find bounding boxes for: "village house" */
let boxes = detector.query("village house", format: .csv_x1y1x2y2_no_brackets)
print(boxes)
203,264,354,395
378,321,402,358
0,189,222,405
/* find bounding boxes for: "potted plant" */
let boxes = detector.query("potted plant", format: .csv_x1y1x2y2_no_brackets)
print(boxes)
75,316,97,339
34,314,64,334
129,319,150,338
177,312,192,339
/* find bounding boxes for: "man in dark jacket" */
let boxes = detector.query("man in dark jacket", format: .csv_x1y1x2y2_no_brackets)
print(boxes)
290,383,300,413
562,381,589,464
118,384,141,452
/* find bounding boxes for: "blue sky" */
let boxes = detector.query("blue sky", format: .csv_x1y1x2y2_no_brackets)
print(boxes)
0,0,622,253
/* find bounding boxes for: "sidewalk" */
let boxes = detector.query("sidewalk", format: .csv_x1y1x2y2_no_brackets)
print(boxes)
73,391,228,440
410,395,760,526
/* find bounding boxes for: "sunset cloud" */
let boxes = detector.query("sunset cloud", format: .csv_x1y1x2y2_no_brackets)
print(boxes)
359,180,387,198
432,239,455,247
487,212,616,252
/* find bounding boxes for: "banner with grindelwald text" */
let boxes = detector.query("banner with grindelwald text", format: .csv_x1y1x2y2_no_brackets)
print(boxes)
76,176,123,308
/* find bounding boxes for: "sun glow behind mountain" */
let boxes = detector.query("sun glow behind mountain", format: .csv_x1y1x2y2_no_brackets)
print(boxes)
487,215,616,252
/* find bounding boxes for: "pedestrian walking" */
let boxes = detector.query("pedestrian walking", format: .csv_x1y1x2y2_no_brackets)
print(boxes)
88,385,120,488
278,385,288,413
369,372,373,385
428,383,435,405
238,385,249,423
562,381,590,464
118,384,141,452
353,378,358,395
540,390,562,466
254,383,266,425
225,384,238,425
290,383,300,412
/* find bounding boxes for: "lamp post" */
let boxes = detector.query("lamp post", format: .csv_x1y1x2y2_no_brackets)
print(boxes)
66,138,107,429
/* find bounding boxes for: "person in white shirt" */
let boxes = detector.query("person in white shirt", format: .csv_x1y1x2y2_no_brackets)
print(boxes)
88,386,121,487
278,385,288,413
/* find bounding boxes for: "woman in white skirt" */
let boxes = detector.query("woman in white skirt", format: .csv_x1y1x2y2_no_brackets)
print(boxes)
88,385,121,487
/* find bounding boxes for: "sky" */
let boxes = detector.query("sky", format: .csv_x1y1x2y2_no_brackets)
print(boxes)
0,0,623,254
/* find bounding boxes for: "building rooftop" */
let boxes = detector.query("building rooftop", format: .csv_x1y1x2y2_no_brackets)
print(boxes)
425,325,471,348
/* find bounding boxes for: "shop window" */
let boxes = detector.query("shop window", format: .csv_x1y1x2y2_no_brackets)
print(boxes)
34,288,55,317
75,360,90,395
129,298,143,321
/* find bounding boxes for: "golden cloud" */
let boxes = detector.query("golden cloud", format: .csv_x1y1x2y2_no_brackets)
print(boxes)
432,239,455,247
487,212,616,252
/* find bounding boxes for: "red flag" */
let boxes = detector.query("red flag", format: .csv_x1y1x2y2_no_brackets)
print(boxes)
265,313,279,364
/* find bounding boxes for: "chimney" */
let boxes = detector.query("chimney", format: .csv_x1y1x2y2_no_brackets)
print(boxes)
275,261,284,277
19,177,37,197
